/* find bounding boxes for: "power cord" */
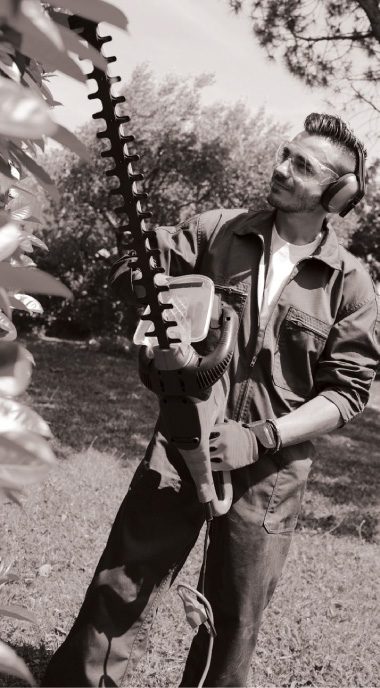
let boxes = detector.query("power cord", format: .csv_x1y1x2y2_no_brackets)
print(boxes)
177,518,216,688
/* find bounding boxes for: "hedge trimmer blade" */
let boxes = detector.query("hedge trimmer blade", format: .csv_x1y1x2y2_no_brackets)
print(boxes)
68,16,177,349
70,16,238,518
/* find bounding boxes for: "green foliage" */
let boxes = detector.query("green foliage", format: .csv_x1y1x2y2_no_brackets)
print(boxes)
0,0,128,682
38,65,287,337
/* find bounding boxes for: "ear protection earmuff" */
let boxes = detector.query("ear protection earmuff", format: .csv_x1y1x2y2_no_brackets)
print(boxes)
321,143,366,217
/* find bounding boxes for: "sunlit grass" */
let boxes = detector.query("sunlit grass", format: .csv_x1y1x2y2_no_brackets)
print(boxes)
0,338,378,687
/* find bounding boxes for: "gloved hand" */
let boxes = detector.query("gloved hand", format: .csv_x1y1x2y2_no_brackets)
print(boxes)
210,418,281,471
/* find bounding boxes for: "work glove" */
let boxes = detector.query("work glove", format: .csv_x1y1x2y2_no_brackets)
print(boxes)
210,419,281,471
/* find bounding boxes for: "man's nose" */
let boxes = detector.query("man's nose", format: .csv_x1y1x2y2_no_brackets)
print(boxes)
275,158,292,177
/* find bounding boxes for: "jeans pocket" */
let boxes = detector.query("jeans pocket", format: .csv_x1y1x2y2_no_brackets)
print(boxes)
263,456,313,534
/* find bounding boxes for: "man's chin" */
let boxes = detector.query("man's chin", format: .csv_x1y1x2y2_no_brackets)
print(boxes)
267,192,292,210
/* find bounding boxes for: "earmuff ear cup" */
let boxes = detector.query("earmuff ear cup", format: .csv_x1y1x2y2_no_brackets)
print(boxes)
321,173,359,213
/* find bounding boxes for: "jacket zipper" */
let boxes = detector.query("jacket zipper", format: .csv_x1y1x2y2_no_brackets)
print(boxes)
285,315,328,339
235,236,264,420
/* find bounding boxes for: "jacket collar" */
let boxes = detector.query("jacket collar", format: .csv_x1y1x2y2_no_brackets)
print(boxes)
232,209,342,271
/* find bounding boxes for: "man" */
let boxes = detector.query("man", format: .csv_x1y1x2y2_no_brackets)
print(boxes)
43,113,379,687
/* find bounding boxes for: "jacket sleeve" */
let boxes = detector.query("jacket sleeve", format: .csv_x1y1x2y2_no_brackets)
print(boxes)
315,292,380,423
108,211,221,304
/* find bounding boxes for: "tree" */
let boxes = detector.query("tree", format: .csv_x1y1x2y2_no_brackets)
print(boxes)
348,160,380,283
227,0,380,136
38,65,287,338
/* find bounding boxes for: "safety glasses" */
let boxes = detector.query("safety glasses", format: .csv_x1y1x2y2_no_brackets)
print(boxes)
275,142,340,185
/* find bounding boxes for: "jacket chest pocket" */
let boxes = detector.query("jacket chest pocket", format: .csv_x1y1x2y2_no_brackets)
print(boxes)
273,306,330,398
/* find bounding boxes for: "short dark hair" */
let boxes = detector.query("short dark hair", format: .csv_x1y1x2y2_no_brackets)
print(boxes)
304,112,367,160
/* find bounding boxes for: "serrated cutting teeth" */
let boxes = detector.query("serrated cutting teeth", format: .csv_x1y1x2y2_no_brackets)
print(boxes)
68,15,175,349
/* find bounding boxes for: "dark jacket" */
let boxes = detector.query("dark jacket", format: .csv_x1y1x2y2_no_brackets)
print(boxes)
110,208,380,532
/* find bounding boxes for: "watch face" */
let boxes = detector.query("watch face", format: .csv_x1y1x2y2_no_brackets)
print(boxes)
262,422,276,448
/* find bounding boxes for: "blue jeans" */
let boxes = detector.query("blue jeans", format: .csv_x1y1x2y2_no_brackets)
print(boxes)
42,450,292,687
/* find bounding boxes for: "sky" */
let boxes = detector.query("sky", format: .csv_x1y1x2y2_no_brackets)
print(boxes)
50,0,379,158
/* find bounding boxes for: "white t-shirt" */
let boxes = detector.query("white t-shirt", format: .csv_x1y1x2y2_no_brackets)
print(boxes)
257,225,323,324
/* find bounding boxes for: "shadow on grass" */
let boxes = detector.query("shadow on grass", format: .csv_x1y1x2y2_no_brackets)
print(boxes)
0,641,52,687
24,338,156,460
23,338,379,542
299,406,380,542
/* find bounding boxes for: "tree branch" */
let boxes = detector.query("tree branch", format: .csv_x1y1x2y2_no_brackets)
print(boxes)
293,31,373,43
351,85,380,114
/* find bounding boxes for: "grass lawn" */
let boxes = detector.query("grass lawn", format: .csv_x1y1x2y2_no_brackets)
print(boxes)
0,338,379,688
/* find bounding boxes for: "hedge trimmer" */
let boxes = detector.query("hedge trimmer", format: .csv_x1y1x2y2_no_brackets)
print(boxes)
70,18,240,682
69,16,239,523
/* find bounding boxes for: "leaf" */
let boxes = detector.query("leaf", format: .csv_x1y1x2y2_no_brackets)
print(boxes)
0,263,72,298
0,158,13,179
22,52,43,86
8,2,86,83
10,251,36,267
0,221,22,261
0,212,12,229
9,205,38,223
18,235,33,252
0,342,33,396
48,0,128,31
0,312,17,342
0,397,52,437
28,234,48,251
0,639,34,685
0,75,57,139
8,295,27,312
23,347,34,365
52,15,108,72
7,185,44,224
0,57,21,82
9,144,59,202
0,288,11,319
0,604,37,624
11,292,43,314
38,80,56,107
50,123,90,161
0,431,55,491
20,70,45,99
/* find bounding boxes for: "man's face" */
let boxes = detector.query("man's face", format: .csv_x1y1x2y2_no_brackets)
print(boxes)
267,132,353,213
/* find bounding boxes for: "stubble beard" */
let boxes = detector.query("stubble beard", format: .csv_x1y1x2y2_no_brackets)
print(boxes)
267,189,321,213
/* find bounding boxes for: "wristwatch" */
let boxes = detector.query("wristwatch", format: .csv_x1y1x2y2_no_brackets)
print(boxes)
246,418,282,454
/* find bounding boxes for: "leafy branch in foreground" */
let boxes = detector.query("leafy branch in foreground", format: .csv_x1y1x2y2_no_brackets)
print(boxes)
0,0,128,682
